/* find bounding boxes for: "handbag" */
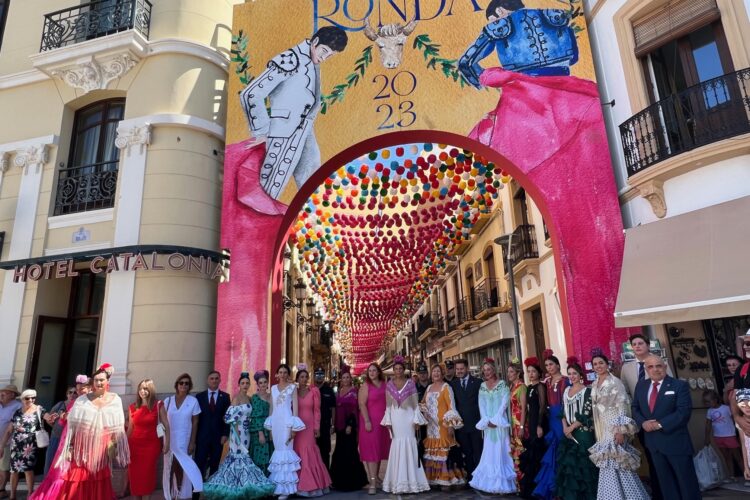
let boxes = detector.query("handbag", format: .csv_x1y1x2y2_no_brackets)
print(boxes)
157,399,167,438
35,407,50,448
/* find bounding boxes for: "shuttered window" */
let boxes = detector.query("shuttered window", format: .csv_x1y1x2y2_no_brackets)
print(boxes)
633,0,720,57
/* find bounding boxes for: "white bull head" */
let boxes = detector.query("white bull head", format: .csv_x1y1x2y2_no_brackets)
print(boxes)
363,17,418,69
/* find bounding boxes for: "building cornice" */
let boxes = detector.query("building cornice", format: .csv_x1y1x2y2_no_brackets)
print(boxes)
1,35,229,92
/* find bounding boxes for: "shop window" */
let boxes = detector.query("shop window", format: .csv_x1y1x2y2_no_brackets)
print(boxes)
54,99,125,215
704,315,750,390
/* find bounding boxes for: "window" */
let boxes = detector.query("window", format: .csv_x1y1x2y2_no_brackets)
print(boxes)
644,23,733,106
513,185,530,226
55,99,125,215
0,0,9,51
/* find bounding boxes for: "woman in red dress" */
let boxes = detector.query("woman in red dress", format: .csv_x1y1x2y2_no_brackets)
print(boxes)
128,379,170,499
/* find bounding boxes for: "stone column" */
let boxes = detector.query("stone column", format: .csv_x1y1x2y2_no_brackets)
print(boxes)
96,123,151,394
0,136,58,386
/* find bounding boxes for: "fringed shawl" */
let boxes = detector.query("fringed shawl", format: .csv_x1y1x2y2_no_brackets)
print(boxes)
56,393,130,473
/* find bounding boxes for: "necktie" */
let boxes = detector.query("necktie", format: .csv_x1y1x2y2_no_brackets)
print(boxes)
648,381,659,412
637,362,645,381
462,378,466,390
209,391,216,411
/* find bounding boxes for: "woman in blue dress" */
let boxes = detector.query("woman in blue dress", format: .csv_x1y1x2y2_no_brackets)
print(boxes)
203,401,276,500
533,350,570,499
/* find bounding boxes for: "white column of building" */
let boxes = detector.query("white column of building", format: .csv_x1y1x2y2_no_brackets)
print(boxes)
0,135,58,386
96,122,151,394
96,114,224,394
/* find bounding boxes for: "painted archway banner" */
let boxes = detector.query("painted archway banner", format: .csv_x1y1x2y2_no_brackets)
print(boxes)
218,0,629,383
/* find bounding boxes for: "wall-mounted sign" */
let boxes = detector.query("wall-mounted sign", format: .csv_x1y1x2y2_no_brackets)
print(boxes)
72,227,91,243
12,251,226,283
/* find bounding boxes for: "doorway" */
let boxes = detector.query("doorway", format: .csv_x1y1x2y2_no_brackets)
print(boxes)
28,271,105,407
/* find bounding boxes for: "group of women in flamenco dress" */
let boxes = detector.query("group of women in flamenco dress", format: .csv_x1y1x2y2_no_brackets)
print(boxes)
524,351,649,500
28,349,651,500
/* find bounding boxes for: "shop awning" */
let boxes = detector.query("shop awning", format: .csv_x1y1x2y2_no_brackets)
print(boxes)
614,196,750,327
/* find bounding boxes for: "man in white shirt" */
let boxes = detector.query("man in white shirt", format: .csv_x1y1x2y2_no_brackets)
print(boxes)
632,356,700,500
0,385,21,497
621,333,673,398
620,333,673,500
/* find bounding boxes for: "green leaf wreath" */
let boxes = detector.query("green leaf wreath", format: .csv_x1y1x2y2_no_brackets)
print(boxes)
320,45,373,115
412,34,468,88
557,0,584,35
231,30,252,86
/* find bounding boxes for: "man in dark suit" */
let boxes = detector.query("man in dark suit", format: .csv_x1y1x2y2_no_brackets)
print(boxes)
632,355,701,500
450,358,482,479
193,370,230,497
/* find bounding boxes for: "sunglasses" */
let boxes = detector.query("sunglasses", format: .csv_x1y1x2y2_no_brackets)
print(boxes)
24,397,36,401
67,390,76,395
178,381,190,386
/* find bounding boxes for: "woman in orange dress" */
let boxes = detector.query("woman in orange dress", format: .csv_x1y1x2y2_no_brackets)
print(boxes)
421,364,465,490
507,362,527,486
127,379,169,499
56,363,130,499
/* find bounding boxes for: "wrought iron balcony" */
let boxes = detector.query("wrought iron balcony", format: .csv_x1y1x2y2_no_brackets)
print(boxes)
54,161,119,215
416,312,442,338
41,0,152,52
508,224,539,263
446,307,458,333
473,279,509,317
457,296,475,326
620,68,750,176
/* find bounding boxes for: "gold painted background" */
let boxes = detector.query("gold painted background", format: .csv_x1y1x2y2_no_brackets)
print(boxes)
226,0,596,183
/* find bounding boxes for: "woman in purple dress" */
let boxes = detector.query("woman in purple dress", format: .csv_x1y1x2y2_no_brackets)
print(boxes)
330,366,367,491
358,362,391,495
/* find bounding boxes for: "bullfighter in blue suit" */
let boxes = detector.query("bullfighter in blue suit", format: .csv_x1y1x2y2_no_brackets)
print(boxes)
458,0,579,88
632,355,701,500
239,27,348,211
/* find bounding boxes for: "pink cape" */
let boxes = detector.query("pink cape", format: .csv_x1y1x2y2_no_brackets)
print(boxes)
468,68,631,357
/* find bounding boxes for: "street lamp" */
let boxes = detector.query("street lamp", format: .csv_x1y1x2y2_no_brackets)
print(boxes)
284,277,308,311
494,231,523,361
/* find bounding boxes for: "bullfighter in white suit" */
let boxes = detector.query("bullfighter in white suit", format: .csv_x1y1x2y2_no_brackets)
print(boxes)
239,27,348,212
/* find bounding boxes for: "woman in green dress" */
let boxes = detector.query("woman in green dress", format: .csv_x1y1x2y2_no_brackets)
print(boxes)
555,357,598,500
248,370,273,475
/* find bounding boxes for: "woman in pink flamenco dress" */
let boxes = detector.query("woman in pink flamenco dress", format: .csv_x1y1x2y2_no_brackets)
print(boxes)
293,366,331,497
358,362,391,494
30,375,90,499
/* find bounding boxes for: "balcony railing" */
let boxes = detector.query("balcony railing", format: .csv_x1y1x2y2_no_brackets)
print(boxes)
446,307,457,333
620,68,750,176
473,279,508,316
416,312,441,337
457,296,474,326
54,161,119,215
41,0,152,52
508,224,539,263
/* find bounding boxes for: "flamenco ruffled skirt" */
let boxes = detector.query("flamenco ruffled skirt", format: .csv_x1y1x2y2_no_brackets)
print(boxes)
267,448,301,496
203,451,276,500
554,430,598,500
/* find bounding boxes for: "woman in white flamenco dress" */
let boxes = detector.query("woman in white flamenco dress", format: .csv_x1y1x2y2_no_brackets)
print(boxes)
380,358,430,494
264,364,306,500
469,359,517,494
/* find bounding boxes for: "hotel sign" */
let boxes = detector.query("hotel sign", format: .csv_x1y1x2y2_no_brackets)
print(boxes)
12,251,226,283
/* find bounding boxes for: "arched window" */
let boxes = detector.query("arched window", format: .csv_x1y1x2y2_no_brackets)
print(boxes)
54,99,125,215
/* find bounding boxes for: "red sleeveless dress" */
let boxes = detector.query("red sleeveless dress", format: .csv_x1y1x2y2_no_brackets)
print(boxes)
127,402,162,495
